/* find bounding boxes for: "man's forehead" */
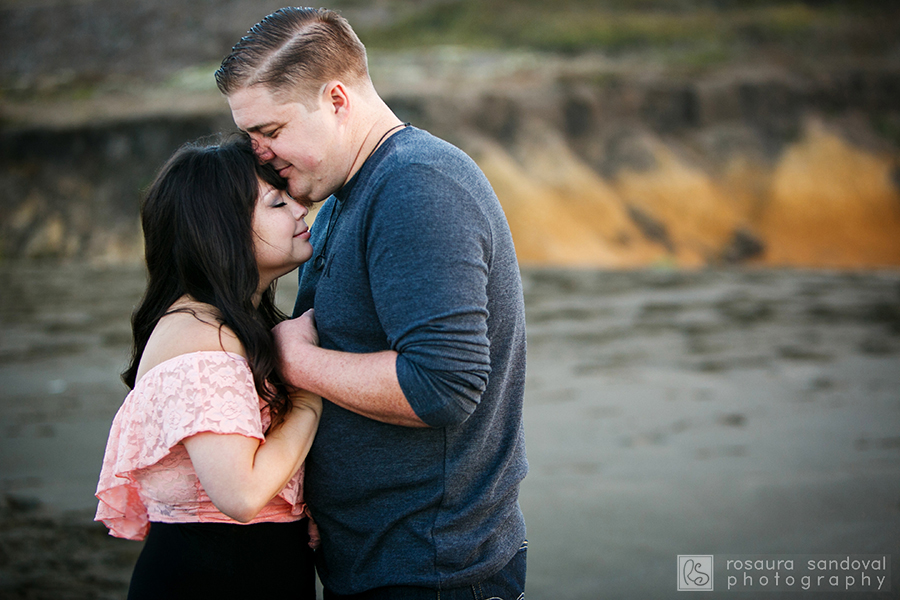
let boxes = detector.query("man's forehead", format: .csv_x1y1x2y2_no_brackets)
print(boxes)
229,87,313,131
229,87,279,125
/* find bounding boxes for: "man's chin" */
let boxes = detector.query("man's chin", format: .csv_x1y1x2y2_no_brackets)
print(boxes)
286,185,313,207
291,187,330,207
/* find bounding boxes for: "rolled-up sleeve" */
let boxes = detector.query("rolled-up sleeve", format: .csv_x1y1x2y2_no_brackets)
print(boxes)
366,164,494,427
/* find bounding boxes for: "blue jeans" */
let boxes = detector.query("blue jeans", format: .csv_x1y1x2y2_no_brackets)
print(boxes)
323,540,527,600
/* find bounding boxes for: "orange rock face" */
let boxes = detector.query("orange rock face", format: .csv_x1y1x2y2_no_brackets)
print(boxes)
759,123,900,268
481,119,900,269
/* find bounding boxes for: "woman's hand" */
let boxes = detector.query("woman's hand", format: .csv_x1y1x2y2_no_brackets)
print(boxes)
287,387,323,420
272,309,321,391
274,308,319,350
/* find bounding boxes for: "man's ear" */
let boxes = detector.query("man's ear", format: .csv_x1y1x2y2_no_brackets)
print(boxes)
322,80,350,119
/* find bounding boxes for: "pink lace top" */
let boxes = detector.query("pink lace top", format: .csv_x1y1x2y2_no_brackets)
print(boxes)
95,351,306,541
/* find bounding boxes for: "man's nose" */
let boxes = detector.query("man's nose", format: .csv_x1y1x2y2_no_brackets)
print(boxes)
252,139,275,163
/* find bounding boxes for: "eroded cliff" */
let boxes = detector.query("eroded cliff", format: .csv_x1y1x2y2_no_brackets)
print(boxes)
4,51,898,269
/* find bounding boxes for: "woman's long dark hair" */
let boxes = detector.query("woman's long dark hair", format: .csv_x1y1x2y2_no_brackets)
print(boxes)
123,133,293,428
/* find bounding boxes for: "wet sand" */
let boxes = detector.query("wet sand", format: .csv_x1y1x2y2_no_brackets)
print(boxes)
1,263,898,599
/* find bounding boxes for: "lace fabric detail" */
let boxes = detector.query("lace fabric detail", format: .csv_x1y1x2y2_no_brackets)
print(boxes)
95,351,305,540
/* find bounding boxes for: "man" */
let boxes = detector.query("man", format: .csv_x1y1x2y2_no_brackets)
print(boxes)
216,8,528,598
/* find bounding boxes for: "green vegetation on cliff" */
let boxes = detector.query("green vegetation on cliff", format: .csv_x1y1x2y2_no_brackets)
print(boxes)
359,0,898,68
1,0,897,97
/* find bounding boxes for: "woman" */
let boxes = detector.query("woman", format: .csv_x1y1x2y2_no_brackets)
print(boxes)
95,133,320,599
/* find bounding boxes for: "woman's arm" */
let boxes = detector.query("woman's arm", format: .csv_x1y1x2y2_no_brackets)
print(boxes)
183,389,322,523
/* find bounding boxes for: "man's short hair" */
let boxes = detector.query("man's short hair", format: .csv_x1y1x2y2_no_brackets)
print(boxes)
216,7,368,106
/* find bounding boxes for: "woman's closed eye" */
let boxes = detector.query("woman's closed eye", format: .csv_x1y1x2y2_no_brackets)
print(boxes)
273,191,292,208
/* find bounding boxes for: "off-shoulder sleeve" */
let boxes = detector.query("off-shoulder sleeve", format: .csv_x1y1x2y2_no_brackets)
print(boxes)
95,352,264,540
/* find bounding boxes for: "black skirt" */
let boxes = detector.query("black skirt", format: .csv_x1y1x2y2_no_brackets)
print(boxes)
128,519,316,600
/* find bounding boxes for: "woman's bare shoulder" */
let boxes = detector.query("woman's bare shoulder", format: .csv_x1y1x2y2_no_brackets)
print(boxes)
136,300,245,382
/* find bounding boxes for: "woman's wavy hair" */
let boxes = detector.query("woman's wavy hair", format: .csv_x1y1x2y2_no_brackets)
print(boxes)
123,133,292,428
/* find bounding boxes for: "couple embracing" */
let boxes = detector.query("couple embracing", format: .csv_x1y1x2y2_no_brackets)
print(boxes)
95,7,528,600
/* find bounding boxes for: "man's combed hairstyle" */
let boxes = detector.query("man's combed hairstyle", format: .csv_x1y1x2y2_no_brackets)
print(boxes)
215,7,369,105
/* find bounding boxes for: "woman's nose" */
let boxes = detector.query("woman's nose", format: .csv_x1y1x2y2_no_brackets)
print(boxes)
292,201,309,220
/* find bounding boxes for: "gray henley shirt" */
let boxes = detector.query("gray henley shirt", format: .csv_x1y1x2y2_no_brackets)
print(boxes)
292,126,527,593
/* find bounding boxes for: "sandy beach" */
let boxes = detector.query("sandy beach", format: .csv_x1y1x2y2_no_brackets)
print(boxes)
1,262,898,599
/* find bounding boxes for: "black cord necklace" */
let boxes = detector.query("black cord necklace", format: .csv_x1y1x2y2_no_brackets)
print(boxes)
313,122,410,271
